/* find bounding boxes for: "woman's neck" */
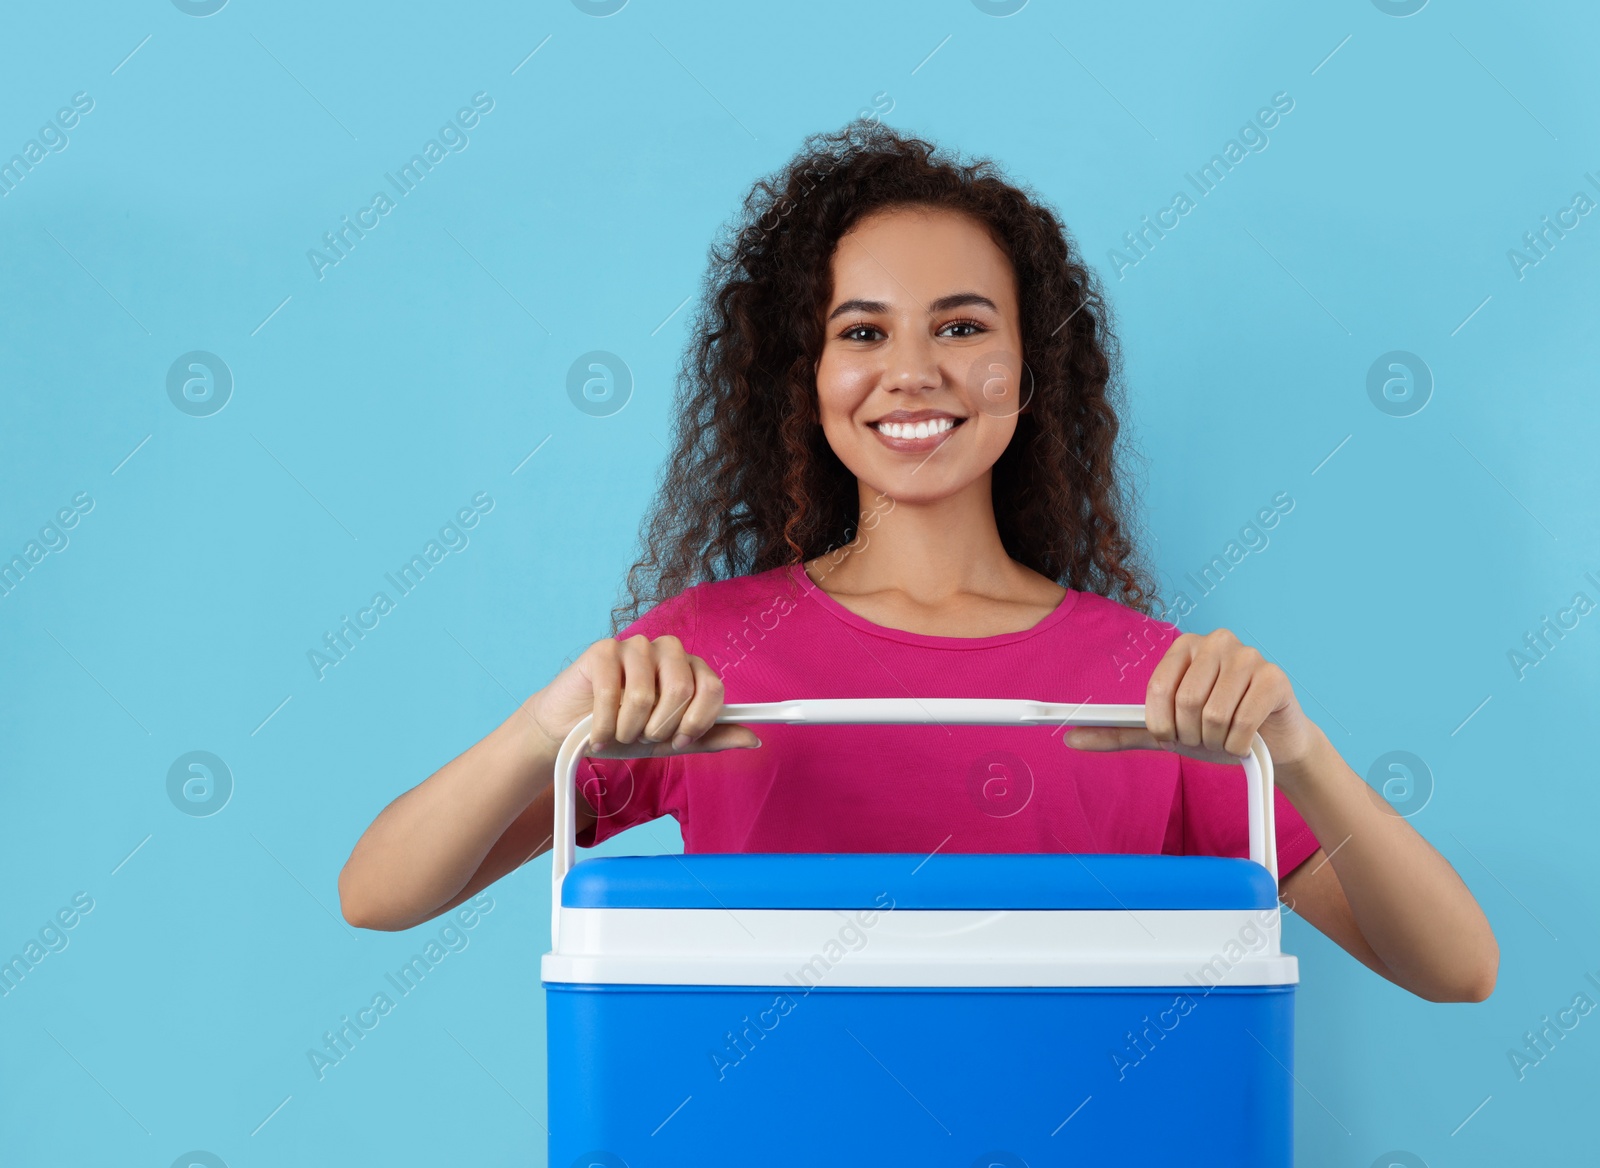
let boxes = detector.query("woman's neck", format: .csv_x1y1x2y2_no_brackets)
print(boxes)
805,475,1064,615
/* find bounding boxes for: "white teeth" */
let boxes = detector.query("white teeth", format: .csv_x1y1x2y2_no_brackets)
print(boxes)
876,417,956,440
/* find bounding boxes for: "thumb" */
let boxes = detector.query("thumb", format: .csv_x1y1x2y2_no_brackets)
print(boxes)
1066,725,1249,766
1064,726,1169,752
678,723,763,754
586,724,763,758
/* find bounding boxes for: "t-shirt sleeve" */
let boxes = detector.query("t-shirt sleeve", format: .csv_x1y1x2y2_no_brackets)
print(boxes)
1175,752,1321,877
571,588,700,850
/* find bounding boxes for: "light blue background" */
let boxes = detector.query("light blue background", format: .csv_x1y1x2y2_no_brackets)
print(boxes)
2,1,1597,1165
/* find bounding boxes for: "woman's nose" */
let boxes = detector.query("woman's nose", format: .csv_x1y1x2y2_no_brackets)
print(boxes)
882,331,940,392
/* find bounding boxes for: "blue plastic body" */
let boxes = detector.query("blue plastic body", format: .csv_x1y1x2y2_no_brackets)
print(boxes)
546,853,1295,1167
561,851,1279,911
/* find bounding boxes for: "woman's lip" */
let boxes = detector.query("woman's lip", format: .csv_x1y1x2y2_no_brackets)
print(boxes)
868,417,964,453
871,411,960,424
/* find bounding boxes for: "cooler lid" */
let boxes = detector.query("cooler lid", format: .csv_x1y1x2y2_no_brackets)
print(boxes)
560,852,1276,911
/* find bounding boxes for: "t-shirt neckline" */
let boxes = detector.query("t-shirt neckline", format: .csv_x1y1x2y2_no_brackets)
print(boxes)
785,562,1080,649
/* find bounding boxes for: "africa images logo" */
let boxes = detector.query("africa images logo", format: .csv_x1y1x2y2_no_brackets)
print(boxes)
166,352,233,417
567,351,633,417
1366,351,1432,418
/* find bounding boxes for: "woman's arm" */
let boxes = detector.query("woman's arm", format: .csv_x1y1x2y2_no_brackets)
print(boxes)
1274,727,1498,1001
337,635,759,932
1067,629,1499,1003
337,698,589,931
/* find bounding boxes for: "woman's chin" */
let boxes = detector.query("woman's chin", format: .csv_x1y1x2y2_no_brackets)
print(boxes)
856,467,985,508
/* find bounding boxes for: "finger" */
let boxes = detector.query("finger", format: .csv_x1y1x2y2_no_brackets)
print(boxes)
585,639,623,749
642,636,695,743
1223,664,1286,759
1201,649,1258,755
612,635,658,744
667,657,727,749
1172,641,1223,749
1144,635,1195,745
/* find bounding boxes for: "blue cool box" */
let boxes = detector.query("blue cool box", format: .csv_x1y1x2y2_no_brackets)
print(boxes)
542,852,1296,1167
542,700,1297,1167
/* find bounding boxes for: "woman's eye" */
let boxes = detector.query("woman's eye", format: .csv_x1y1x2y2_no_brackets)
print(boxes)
940,319,987,338
840,324,883,342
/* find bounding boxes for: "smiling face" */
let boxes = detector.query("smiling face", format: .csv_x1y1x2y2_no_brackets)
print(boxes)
815,204,1027,507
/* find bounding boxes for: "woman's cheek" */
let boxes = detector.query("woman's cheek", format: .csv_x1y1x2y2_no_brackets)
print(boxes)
965,348,1026,418
815,359,878,429
818,351,877,397
967,412,1019,464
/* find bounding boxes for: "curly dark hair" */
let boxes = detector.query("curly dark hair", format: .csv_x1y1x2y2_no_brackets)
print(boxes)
609,119,1159,633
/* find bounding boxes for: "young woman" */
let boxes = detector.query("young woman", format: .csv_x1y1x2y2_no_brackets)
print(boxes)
339,123,1497,1004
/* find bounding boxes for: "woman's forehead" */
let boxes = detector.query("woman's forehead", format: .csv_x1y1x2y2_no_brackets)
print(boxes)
829,208,1017,314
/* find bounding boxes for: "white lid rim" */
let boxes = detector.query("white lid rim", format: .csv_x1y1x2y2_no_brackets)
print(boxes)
540,952,1300,989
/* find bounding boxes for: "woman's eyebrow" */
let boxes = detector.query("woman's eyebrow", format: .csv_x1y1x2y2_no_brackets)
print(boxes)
929,292,998,314
826,292,998,321
827,297,890,321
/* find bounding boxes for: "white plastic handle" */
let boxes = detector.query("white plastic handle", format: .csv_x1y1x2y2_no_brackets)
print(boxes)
549,699,1277,949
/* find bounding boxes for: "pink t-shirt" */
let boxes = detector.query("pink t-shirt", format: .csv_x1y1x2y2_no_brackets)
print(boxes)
575,563,1320,875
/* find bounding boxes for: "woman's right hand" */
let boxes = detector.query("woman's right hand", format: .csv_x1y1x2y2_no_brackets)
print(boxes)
528,634,762,758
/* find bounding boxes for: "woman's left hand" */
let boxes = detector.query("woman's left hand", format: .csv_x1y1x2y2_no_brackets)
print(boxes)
1066,629,1324,776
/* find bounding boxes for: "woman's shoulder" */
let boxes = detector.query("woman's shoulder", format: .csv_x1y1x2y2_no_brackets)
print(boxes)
615,566,801,643
1048,589,1184,690
1056,588,1181,648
